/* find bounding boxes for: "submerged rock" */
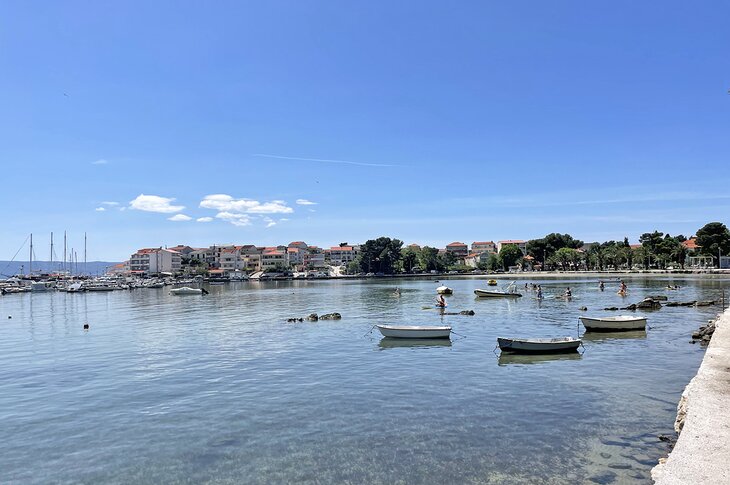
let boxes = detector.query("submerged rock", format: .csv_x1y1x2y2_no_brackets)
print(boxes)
319,312,342,320
459,310,475,315
306,313,319,321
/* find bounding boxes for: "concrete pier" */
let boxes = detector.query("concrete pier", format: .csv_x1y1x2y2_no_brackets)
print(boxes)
652,307,730,484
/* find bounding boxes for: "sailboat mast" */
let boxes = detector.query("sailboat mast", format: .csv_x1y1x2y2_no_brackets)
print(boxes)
50,232,54,271
63,231,67,274
29,233,33,276
84,232,87,275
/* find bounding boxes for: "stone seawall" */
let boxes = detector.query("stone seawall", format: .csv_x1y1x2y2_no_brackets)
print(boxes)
652,307,730,484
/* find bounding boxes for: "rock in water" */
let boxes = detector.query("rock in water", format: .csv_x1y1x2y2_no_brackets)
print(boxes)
306,313,319,321
459,310,475,315
319,313,342,320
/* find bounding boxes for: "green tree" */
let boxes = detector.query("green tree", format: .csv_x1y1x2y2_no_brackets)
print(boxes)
358,237,403,274
346,261,360,274
438,251,457,269
549,247,581,271
527,233,584,269
696,222,730,267
499,244,524,270
401,247,419,273
486,253,501,272
639,231,664,264
417,246,441,272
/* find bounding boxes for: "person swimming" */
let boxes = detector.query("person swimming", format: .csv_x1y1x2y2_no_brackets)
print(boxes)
564,287,572,298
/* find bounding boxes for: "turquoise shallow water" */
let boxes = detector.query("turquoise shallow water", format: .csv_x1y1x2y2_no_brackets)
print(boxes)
0,275,727,484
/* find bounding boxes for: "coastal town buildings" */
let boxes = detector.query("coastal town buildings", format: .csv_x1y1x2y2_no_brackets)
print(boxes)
497,240,527,255
445,242,469,258
325,245,358,266
129,248,182,275
471,241,496,254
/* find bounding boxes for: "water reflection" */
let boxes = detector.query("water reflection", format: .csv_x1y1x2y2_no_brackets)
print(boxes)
498,351,582,366
378,338,452,350
582,330,647,342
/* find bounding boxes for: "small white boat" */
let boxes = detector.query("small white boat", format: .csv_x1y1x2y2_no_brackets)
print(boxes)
580,315,647,331
170,286,207,295
376,324,451,339
85,284,116,291
31,281,53,292
436,285,453,295
474,289,522,298
497,337,581,353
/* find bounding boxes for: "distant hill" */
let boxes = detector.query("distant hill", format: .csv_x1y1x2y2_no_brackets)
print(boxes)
0,260,120,278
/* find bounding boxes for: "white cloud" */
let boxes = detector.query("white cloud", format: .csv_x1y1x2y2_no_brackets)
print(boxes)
168,214,192,221
196,217,213,223
92,159,109,165
215,211,252,226
101,201,119,206
266,221,277,228
95,207,106,212
129,194,185,213
296,199,317,205
200,194,293,214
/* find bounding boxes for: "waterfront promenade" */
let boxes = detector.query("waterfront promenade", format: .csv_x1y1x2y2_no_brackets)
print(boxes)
653,307,730,484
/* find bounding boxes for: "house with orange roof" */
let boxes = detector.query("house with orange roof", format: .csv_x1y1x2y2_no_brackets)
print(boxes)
471,241,496,254
261,247,288,270
445,242,469,258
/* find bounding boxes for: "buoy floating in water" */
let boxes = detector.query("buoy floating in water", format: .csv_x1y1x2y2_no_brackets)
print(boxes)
7,315,12,319
83,323,89,330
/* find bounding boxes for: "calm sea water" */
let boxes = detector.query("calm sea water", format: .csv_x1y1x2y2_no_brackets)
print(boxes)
1,275,727,484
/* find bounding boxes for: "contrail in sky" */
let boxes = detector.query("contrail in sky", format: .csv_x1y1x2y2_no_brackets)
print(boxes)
252,153,400,167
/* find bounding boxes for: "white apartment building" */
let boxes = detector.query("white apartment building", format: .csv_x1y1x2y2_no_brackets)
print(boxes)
129,248,182,275
496,240,527,255
325,246,358,266
261,248,288,270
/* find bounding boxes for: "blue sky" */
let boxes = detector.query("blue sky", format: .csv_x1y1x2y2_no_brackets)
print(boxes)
1,1,729,261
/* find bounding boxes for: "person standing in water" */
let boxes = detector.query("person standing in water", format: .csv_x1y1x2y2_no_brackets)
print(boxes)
564,287,572,298
537,285,543,299
599,280,605,291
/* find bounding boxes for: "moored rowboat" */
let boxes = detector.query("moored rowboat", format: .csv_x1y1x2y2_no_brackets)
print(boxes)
376,325,451,339
580,315,647,331
497,337,581,353
436,285,453,295
487,279,498,286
